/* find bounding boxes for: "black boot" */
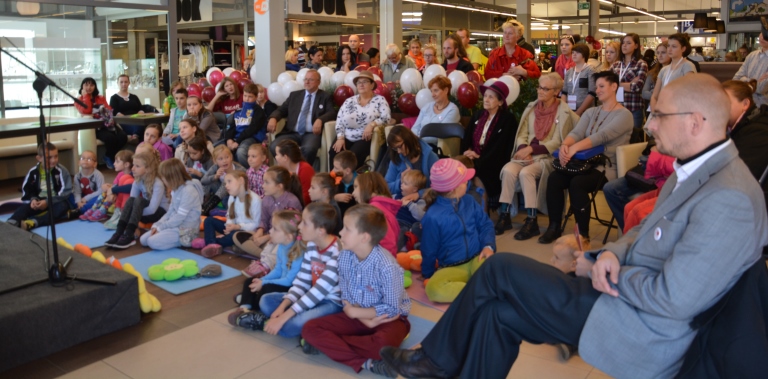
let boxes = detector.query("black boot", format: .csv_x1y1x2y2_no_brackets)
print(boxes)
538,224,562,244
514,217,541,240
201,195,221,216
494,212,512,235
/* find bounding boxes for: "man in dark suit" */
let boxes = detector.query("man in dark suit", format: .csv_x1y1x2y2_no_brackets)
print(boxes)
267,70,336,165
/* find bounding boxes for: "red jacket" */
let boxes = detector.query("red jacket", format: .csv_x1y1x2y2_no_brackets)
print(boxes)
296,161,315,206
485,45,541,80
75,95,111,116
368,196,401,256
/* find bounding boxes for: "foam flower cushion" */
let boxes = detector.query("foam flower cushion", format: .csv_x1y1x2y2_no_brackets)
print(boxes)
148,258,199,281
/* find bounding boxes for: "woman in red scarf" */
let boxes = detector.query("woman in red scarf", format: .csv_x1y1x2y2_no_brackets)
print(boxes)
554,35,577,79
495,73,580,238
74,77,127,169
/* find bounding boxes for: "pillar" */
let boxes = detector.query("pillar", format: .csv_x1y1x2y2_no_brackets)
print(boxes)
517,0,530,42
252,0,286,86
589,0,599,38
380,0,403,47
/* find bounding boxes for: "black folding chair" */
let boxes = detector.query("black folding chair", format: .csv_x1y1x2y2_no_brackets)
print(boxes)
561,173,616,244
419,123,465,158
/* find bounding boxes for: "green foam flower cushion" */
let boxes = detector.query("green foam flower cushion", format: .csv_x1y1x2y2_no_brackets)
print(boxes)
148,258,199,281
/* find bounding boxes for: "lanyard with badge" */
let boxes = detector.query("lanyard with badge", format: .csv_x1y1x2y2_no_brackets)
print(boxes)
567,67,582,110
617,61,628,103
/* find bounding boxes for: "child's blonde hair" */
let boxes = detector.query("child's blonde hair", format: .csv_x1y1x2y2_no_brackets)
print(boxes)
402,170,427,190
134,151,161,198
553,234,590,255
213,144,233,160
158,158,192,190
135,142,160,160
248,143,269,166
272,209,304,268
226,170,254,219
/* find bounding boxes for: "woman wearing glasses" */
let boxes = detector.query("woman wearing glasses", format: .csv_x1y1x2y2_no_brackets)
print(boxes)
495,73,579,238
540,70,633,244
330,71,391,169
384,125,439,198
74,77,127,169
419,45,440,75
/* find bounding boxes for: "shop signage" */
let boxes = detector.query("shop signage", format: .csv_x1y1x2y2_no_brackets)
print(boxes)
288,0,357,19
254,0,268,15
177,0,212,23
578,1,590,10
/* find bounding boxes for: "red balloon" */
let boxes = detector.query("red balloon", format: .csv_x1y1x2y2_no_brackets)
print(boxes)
201,87,216,103
209,70,224,88
333,85,355,107
237,78,251,92
385,81,397,93
367,66,383,79
457,82,479,109
197,78,210,88
466,70,483,86
398,93,419,116
354,65,368,72
373,80,392,105
230,70,243,82
187,83,201,95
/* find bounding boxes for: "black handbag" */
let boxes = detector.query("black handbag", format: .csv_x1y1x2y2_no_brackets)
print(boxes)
553,154,608,175
625,164,657,192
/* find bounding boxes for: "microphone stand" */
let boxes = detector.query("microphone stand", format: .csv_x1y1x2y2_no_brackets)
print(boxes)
0,44,114,287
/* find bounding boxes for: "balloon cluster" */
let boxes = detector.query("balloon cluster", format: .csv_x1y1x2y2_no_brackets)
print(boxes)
188,67,250,102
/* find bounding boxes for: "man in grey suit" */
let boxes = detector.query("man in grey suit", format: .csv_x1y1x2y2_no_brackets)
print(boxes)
267,69,335,166
380,74,768,379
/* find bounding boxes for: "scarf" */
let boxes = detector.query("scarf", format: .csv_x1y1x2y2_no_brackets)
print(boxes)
555,54,575,79
472,107,505,154
533,100,559,141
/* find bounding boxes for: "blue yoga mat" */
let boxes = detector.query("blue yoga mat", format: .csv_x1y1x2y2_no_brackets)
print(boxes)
400,315,436,349
30,220,115,249
0,214,10,222
120,248,241,295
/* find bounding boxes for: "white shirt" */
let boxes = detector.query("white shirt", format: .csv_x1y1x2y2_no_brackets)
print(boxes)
672,139,732,192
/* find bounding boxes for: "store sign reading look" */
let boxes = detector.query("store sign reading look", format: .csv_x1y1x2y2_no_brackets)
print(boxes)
288,0,357,18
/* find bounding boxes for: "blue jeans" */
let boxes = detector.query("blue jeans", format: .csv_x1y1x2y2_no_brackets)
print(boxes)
631,109,645,129
79,196,99,211
121,124,145,140
602,177,641,231
259,293,342,338
236,137,258,167
203,216,235,247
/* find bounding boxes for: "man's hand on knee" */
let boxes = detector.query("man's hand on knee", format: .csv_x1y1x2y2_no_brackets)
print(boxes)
591,251,620,297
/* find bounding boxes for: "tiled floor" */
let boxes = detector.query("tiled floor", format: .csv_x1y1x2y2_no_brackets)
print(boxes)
0,174,620,379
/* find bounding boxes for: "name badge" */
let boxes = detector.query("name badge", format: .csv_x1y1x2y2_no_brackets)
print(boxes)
567,95,577,110
616,87,625,103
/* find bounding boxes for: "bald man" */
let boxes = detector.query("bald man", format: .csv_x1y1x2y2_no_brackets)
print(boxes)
381,74,768,379
346,34,368,62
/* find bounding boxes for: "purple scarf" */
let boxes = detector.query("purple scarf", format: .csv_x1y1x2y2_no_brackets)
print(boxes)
472,107,505,154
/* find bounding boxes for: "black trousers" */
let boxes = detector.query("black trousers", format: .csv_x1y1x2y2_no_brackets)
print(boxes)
421,253,600,379
240,281,290,310
545,169,605,235
96,128,128,160
328,138,372,170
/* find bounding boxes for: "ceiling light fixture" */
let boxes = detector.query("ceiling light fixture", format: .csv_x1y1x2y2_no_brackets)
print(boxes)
599,28,626,36
625,6,666,20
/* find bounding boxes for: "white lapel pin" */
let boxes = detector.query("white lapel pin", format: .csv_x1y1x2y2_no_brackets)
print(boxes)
654,227,662,241
319,104,323,109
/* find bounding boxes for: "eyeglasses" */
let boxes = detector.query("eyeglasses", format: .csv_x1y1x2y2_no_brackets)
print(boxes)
80,157,96,162
390,142,405,152
356,79,372,85
423,54,434,58
537,86,556,92
647,111,706,122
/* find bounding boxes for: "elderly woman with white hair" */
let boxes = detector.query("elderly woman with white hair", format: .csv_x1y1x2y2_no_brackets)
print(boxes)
381,43,418,83
495,73,580,238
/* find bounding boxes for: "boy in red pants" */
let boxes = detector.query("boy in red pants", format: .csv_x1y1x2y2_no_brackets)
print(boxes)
301,204,411,377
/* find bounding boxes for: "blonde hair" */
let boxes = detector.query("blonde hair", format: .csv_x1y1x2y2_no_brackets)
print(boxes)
226,170,253,220
272,210,304,268
423,45,440,64
213,144,233,160
539,72,564,92
158,158,192,191
134,151,161,198
600,41,621,71
402,170,427,190
502,20,524,37
285,48,298,62
554,234,590,254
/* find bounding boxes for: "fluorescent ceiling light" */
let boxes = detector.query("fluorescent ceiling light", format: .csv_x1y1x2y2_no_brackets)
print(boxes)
531,27,549,30
500,13,517,17
402,18,422,22
402,12,423,16
431,3,456,8
471,32,489,36
599,0,613,3
113,41,128,44
455,6,475,11
403,0,429,3
599,28,626,36
0,29,35,38
625,6,666,20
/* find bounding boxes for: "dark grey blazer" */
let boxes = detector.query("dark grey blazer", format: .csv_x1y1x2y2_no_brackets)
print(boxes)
269,89,336,134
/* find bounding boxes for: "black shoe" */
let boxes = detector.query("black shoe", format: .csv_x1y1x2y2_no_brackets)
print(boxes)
538,225,562,244
514,217,541,240
379,347,449,379
235,311,267,331
300,338,320,355
201,195,221,217
105,231,122,247
112,233,136,249
368,359,398,378
556,343,578,361
494,212,512,235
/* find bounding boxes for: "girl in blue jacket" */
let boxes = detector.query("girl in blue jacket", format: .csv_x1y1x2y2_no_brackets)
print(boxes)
420,158,495,303
229,209,304,329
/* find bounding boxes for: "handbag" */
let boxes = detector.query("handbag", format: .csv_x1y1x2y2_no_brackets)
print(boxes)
552,145,608,175
625,164,657,192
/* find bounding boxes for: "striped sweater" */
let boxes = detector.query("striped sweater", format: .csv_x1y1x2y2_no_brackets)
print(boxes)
284,238,342,314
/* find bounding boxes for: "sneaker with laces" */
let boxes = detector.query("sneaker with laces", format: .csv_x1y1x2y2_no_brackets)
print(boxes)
234,311,267,330
87,209,109,222
227,308,245,326
112,233,136,249
241,260,270,278
105,231,121,246
300,338,320,355
201,243,222,258
191,237,206,250
368,359,398,378
80,209,94,221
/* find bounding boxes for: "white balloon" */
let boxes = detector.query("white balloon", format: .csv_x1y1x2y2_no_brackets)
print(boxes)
215,82,222,93
295,68,310,85
496,75,521,106
267,82,285,106
415,88,433,110
282,80,303,99
318,67,334,88
373,74,382,82
344,70,360,94
447,71,468,97
249,65,258,82
399,68,423,94
287,71,298,79
331,71,347,88
422,65,447,89
206,67,222,82
223,67,235,77
277,72,294,85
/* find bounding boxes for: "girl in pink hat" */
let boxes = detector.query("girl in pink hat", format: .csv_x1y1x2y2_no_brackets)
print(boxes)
420,158,496,303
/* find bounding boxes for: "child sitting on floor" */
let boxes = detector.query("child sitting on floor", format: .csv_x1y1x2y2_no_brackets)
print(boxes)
420,158,495,303
196,170,262,258
82,150,134,223
332,151,358,217
550,234,591,275
174,118,214,161
144,123,173,161
7,143,73,230
246,143,270,198
309,173,342,235
229,209,303,327
139,159,203,250
201,145,246,216
302,204,411,377
394,169,427,250
72,150,105,213
184,136,214,180
452,155,487,209
352,172,400,256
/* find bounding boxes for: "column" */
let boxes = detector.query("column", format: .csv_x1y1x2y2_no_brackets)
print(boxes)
380,0,403,47
252,0,286,87
517,0,531,42
589,0,599,38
